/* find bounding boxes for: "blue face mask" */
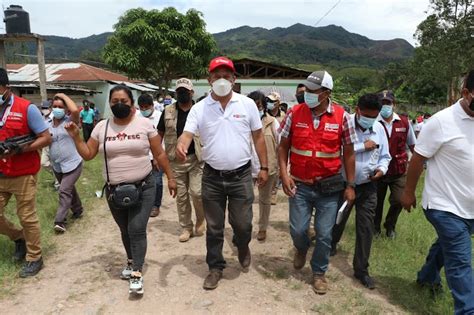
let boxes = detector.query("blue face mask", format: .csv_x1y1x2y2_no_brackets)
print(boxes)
259,109,264,118
304,91,321,108
140,109,153,117
380,105,393,118
52,108,65,119
267,102,275,111
357,114,376,130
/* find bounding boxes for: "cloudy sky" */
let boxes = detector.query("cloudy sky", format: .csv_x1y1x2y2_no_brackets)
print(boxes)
3,0,431,45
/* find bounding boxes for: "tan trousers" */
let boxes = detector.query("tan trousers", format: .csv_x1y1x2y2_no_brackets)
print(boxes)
258,173,278,231
0,174,41,261
171,154,205,231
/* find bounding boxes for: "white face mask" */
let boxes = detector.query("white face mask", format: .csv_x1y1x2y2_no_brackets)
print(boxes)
211,78,233,97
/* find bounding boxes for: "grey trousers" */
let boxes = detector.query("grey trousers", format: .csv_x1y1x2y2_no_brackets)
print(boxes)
54,162,84,224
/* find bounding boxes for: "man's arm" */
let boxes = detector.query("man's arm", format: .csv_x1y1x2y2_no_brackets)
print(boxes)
176,131,194,162
22,129,51,152
251,129,268,187
400,152,427,212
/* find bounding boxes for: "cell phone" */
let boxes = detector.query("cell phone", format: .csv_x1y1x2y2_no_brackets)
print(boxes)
375,144,380,148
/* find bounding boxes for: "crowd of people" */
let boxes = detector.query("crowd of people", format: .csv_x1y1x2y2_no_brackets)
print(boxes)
0,58,472,313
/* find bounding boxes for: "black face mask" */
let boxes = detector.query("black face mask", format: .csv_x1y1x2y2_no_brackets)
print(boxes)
296,93,305,104
176,90,191,104
111,102,131,119
470,99,474,111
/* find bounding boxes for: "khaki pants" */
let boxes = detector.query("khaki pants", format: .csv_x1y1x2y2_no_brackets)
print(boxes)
171,154,205,231
258,173,278,231
0,174,41,261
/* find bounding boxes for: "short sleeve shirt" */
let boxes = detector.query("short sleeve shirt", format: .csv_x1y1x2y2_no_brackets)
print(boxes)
80,109,95,124
91,116,157,185
49,117,83,173
184,92,262,170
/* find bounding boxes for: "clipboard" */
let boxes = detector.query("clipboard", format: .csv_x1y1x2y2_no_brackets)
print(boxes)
336,200,349,225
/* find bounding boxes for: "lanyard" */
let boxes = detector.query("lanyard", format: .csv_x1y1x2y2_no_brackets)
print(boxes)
0,97,13,128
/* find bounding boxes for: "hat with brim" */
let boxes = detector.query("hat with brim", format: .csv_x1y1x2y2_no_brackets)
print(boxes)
304,70,333,91
377,90,395,103
209,56,235,73
175,78,193,90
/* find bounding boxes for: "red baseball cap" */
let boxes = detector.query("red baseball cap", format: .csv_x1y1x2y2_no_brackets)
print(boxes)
208,56,235,73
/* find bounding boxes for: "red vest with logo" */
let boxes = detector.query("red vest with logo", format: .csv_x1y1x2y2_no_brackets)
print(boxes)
289,103,344,181
0,95,41,177
380,115,409,176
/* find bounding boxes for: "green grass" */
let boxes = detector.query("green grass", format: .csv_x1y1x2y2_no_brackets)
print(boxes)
338,175,470,314
0,157,103,295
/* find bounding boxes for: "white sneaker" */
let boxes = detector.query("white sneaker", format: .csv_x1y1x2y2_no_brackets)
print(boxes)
129,272,144,295
120,260,133,280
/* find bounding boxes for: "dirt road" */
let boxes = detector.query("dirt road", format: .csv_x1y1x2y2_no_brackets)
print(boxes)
1,189,404,314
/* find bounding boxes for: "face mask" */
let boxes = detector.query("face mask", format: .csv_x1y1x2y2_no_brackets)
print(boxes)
41,109,51,116
380,105,393,118
111,102,131,119
469,93,474,111
140,109,153,117
296,93,305,104
176,90,191,104
259,109,264,118
304,91,322,109
211,78,233,97
357,114,376,130
267,102,275,111
0,90,8,106
52,108,66,119
164,99,172,105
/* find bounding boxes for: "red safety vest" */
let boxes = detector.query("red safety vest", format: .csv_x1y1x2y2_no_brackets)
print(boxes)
380,115,409,176
289,102,344,182
0,95,41,177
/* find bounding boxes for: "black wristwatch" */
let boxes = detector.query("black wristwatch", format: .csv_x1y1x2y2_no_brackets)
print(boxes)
260,167,269,172
346,181,356,188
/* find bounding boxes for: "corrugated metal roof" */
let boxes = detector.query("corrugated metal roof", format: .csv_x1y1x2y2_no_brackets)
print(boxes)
6,63,130,83
108,80,154,92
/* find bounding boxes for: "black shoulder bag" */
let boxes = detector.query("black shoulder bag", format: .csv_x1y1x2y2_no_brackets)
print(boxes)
103,119,143,209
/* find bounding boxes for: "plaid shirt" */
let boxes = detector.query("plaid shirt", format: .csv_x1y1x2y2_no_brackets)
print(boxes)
278,101,357,146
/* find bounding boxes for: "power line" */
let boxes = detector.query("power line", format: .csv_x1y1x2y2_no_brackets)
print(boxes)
314,0,343,27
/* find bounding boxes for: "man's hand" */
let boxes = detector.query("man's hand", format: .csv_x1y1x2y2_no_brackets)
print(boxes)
256,170,268,187
364,140,377,151
168,179,177,198
281,175,296,197
401,190,416,212
369,169,384,181
176,142,188,162
344,186,356,204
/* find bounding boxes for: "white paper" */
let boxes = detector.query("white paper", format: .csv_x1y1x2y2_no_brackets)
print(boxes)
336,200,349,225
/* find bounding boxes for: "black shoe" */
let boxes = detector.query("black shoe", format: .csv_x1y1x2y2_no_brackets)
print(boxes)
416,280,443,298
355,274,375,290
386,229,396,239
238,246,251,268
19,258,43,278
203,269,222,290
13,239,26,262
330,245,337,257
71,211,83,219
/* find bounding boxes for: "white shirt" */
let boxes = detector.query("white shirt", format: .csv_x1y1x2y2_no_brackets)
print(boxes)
378,112,417,146
415,100,474,219
136,108,163,159
347,114,391,185
184,92,262,170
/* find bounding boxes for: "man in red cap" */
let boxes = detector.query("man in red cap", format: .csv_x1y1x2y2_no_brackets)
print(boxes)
177,56,268,290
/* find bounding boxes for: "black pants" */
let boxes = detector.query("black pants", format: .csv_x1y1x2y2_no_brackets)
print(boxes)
106,175,155,271
332,182,377,276
374,174,406,232
82,123,94,142
202,163,254,271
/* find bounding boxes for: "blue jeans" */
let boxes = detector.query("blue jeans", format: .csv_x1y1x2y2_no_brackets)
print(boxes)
289,182,340,274
417,209,474,315
152,167,163,208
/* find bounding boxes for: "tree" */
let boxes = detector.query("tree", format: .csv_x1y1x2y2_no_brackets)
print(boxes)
104,7,217,92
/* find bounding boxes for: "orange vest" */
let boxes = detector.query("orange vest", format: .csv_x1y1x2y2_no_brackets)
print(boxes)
0,95,41,177
289,103,345,181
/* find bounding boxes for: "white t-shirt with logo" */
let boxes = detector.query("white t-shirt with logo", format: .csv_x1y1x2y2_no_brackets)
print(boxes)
415,100,474,219
184,92,262,171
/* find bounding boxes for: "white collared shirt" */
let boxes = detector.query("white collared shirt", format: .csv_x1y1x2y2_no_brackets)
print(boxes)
184,92,262,170
136,108,163,159
378,112,416,146
415,100,474,219
344,114,391,185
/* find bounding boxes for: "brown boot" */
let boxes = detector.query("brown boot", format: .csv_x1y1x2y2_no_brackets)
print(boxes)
308,227,316,241
194,221,206,237
256,230,266,241
203,269,222,290
313,274,328,295
293,249,307,270
238,246,251,268
150,206,160,217
179,229,193,242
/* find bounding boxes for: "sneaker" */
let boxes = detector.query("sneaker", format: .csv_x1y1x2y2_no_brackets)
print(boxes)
313,274,328,295
238,246,251,268
194,221,206,237
53,180,60,191
386,229,396,239
293,249,307,270
121,260,133,280
13,239,26,262
271,194,277,205
54,223,66,233
150,207,160,218
179,230,193,242
129,271,144,295
355,273,375,290
19,257,43,278
256,230,266,241
71,211,83,219
203,269,222,290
